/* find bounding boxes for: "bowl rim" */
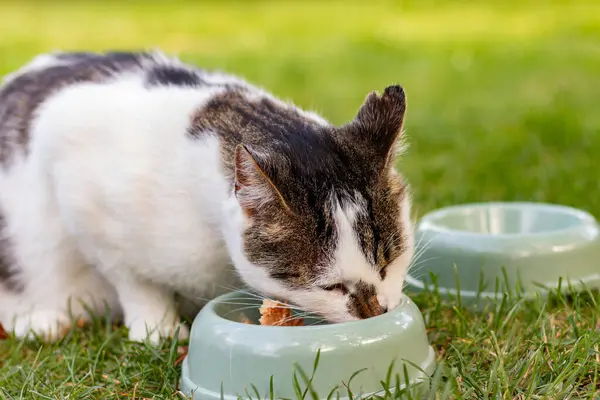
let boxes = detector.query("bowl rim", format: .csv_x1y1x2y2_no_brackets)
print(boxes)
417,201,598,240
198,291,416,332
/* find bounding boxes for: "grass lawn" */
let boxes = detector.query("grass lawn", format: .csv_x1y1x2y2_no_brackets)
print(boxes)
1,0,600,398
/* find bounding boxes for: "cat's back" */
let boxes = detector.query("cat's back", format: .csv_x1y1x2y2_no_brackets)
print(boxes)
0,52,242,291
0,50,241,170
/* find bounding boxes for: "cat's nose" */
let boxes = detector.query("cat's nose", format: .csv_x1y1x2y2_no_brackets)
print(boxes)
368,297,386,317
375,306,388,316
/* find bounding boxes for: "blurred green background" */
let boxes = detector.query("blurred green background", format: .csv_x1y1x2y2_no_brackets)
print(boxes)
1,0,599,217
1,2,600,397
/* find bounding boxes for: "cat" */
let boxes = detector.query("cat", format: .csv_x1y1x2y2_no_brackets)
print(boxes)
0,50,414,344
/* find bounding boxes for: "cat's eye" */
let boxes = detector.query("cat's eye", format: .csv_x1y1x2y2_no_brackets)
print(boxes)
320,283,349,295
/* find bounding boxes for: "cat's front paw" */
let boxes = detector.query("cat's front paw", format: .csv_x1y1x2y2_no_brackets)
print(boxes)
128,319,189,345
11,309,73,342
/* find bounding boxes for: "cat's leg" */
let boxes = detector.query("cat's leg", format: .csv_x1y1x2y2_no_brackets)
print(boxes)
5,266,119,342
0,224,120,341
48,174,188,345
74,241,189,344
0,162,120,341
35,113,189,344
105,274,189,344
52,193,189,344
49,165,189,344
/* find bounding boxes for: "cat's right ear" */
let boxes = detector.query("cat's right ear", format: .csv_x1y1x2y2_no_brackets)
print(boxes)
234,144,290,217
348,85,407,170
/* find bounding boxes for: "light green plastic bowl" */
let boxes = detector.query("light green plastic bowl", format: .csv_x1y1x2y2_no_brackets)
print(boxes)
406,202,600,305
180,291,436,399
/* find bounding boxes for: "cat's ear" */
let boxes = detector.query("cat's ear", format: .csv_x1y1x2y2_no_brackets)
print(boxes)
234,144,290,217
352,85,407,167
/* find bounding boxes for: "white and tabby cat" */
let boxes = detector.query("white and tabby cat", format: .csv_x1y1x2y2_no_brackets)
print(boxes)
0,51,414,343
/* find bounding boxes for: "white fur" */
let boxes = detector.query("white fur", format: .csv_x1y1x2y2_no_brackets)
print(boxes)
0,72,241,342
0,55,413,342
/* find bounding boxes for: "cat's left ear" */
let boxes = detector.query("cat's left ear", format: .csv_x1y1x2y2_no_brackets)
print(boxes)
234,144,290,217
351,85,407,168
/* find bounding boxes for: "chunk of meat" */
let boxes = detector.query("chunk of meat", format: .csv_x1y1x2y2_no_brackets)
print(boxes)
259,299,303,326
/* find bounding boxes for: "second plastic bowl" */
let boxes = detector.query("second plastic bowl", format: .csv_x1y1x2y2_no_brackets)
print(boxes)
406,202,600,303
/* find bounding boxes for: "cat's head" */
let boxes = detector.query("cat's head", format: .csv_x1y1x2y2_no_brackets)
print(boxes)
224,85,413,323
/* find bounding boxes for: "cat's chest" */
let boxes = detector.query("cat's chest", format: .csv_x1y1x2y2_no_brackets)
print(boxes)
69,169,235,295
120,207,235,294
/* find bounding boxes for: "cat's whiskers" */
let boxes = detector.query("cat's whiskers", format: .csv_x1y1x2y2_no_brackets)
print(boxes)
216,284,265,299
215,283,307,312
191,294,306,315
190,295,260,305
408,233,436,270
221,304,261,318
409,231,429,263
274,311,312,326
408,256,440,274
306,318,327,326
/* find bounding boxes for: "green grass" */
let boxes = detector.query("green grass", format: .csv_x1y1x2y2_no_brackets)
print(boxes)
1,0,600,398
